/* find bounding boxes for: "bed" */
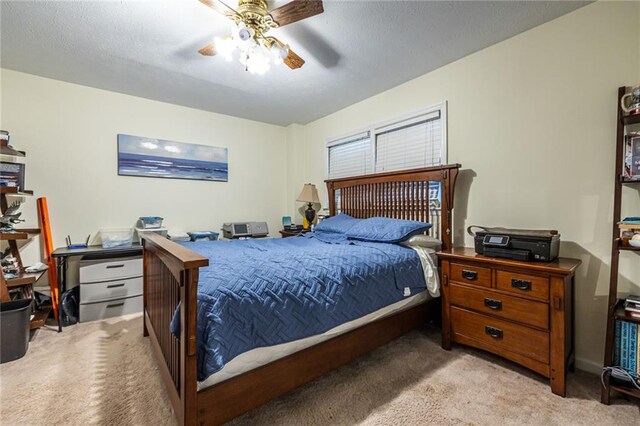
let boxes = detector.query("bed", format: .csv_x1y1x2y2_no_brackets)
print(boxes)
141,164,461,425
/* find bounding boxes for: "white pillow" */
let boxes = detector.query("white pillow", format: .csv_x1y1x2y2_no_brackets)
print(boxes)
400,234,442,251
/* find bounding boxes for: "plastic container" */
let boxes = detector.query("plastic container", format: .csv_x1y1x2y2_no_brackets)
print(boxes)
138,216,164,229
187,231,219,242
0,299,32,363
100,228,134,248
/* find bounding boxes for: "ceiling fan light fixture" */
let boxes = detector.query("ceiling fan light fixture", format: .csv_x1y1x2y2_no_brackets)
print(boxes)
245,44,271,75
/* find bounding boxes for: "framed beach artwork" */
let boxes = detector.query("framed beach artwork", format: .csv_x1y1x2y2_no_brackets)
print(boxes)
117,134,228,182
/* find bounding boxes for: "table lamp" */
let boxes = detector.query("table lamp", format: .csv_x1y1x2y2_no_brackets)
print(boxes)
297,183,320,229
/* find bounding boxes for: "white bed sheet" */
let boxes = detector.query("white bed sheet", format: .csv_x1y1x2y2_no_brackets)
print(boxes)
197,245,438,390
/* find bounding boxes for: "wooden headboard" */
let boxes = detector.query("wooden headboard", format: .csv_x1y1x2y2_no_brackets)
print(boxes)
325,164,461,250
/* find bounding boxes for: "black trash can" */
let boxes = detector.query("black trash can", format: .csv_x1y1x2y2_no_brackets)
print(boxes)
0,299,32,363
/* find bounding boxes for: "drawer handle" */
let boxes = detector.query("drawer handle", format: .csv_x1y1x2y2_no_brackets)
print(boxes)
106,264,125,269
461,270,478,281
484,298,502,310
106,302,125,308
485,325,503,339
106,283,125,289
511,279,532,291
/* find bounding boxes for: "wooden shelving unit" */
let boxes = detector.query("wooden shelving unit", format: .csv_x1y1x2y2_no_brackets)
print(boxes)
601,87,640,404
1,139,51,330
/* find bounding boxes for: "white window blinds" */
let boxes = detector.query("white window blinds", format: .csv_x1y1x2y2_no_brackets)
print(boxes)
327,131,371,179
374,110,442,173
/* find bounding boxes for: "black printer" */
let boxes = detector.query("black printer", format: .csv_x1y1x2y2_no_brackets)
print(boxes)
468,226,560,262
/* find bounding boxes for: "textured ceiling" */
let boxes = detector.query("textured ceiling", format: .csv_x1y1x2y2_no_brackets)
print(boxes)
0,0,589,126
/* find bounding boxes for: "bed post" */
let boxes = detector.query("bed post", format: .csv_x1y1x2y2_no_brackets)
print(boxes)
440,166,459,251
180,268,199,426
141,233,208,426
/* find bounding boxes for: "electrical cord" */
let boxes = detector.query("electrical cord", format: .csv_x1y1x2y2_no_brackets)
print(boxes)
601,366,640,390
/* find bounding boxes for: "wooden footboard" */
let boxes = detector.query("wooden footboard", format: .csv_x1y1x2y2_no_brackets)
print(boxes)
141,232,208,426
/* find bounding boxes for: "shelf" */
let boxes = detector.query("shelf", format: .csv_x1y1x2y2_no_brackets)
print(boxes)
0,145,25,157
621,178,640,185
30,306,51,330
0,232,29,240
0,229,40,240
0,187,33,196
614,239,640,253
623,114,640,126
610,383,640,399
4,270,46,288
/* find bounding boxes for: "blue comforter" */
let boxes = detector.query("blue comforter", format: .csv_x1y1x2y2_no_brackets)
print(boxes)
176,234,428,382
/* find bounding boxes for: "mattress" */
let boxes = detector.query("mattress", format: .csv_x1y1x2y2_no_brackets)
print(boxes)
197,245,439,390
198,285,430,390
178,235,436,382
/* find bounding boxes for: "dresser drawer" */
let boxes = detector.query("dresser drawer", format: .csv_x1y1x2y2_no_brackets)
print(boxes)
79,256,142,283
79,295,143,323
451,306,549,364
449,283,549,329
450,262,491,288
496,270,549,301
80,277,143,303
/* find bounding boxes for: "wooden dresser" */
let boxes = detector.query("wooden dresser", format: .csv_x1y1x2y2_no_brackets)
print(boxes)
437,248,581,396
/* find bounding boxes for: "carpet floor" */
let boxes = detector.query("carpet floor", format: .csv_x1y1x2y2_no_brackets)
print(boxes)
1,314,638,425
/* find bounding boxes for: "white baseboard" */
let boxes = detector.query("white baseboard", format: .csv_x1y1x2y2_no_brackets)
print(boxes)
575,356,602,375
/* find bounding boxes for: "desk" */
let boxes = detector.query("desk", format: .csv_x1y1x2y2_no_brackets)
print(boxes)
51,244,142,332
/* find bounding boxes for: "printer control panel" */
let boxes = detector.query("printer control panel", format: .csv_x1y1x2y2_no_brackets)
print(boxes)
222,222,269,239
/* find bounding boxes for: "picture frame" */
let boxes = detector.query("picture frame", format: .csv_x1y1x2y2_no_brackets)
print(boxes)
624,132,640,181
117,134,228,182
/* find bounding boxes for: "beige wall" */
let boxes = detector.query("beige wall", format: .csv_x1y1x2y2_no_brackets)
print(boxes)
285,1,640,372
0,70,288,268
1,1,638,372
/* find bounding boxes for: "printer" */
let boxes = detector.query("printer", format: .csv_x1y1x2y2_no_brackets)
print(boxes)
222,222,269,239
468,226,560,262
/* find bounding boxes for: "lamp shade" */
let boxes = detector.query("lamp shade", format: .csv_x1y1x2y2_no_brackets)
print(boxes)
296,183,320,204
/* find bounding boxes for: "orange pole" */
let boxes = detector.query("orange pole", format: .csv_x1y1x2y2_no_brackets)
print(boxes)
37,197,59,319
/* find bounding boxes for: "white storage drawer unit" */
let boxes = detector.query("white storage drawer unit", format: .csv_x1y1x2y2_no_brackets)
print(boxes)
79,257,142,283
79,295,143,323
79,255,143,322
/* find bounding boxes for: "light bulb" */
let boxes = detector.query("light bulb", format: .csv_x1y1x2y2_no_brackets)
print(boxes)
246,45,271,75
214,36,236,62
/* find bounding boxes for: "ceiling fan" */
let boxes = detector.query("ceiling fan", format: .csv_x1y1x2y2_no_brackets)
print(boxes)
197,0,324,74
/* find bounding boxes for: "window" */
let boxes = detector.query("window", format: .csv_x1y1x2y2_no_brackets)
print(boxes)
326,103,446,179
374,109,442,172
327,131,371,179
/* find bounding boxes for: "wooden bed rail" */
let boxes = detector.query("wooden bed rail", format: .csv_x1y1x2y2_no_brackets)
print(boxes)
141,232,208,426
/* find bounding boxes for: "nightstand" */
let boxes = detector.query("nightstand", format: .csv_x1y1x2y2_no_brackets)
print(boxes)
437,248,581,397
279,229,309,238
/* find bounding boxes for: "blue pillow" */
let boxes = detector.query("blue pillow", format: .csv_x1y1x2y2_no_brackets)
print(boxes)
346,217,432,243
314,213,360,234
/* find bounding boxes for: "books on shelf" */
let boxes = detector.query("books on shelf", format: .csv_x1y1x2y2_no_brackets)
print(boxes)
615,318,640,375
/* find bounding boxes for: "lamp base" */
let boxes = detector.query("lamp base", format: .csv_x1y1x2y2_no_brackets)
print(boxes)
304,203,316,230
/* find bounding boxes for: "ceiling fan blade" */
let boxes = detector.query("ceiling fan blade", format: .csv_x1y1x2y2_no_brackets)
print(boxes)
284,47,305,69
269,0,324,27
198,42,217,56
269,37,305,69
197,0,238,17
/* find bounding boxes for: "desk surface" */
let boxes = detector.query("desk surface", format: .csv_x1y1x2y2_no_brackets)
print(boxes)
52,243,142,258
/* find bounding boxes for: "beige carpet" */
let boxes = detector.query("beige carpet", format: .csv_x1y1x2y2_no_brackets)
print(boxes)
1,314,638,425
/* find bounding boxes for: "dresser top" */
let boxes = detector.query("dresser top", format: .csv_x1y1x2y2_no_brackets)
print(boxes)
437,247,581,275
